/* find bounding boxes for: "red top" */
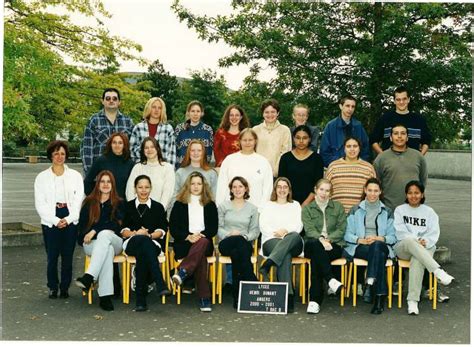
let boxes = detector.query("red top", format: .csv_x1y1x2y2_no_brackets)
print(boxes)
213,128,240,167
148,122,158,138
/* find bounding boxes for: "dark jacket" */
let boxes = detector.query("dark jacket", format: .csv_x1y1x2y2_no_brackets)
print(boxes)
169,200,218,259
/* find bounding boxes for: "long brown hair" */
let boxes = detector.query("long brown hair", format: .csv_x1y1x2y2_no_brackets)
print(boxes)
82,170,123,232
218,104,250,131
270,177,293,203
175,171,213,206
103,132,131,160
180,139,212,170
140,137,164,165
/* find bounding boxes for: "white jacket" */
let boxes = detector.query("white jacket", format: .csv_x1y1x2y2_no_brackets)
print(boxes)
34,165,84,227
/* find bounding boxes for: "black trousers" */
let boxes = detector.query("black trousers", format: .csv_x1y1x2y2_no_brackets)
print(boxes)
304,238,342,305
125,235,166,305
219,236,257,300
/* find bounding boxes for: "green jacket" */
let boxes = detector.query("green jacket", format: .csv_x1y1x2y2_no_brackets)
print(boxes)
302,199,347,247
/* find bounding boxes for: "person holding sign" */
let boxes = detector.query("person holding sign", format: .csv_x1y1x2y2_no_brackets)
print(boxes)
302,178,346,314
259,177,304,313
218,176,260,309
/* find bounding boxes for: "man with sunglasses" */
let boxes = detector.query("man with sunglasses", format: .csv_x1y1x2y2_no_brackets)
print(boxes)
80,88,134,175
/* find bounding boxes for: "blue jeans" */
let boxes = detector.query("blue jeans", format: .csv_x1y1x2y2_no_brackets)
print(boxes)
41,206,77,291
354,241,389,295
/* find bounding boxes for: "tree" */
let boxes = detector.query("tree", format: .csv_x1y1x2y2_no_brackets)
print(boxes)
172,1,471,144
138,60,180,119
4,0,147,147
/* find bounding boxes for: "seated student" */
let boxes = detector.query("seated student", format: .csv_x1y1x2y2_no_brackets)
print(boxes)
121,175,171,312
259,177,304,313
394,180,454,316
170,172,218,312
217,176,260,309
75,170,125,311
344,178,396,314
302,178,346,314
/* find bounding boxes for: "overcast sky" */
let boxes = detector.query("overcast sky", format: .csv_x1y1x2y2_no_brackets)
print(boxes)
99,0,275,90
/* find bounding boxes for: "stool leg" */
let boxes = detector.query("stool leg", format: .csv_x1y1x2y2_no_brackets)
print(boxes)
340,265,345,307
346,263,353,298
211,263,216,305
122,262,126,304
353,264,357,307
217,263,223,304
398,266,402,308
387,265,392,309
433,273,437,310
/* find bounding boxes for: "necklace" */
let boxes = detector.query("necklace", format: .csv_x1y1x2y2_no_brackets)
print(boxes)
137,204,148,218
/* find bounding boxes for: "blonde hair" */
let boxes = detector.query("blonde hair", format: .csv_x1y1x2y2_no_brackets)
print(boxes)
142,97,167,123
238,128,258,151
314,178,333,196
175,171,214,205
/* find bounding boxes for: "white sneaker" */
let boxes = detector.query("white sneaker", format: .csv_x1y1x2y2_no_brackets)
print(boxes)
307,301,320,314
328,278,343,294
423,288,450,303
434,269,454,286
357,283,364,296
407,300,419,315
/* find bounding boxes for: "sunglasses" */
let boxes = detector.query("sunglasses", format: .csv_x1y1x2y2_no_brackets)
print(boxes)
104,96,119,101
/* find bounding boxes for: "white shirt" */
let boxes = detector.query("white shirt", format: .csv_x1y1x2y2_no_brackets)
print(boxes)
188,195,205,234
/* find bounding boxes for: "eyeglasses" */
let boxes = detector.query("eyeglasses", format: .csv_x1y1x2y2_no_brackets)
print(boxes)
104,96,119,101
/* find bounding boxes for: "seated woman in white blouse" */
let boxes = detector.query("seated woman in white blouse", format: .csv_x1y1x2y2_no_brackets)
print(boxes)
259,177,303,313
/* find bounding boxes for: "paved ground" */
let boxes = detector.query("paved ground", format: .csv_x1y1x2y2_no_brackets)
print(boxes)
0,163,471,343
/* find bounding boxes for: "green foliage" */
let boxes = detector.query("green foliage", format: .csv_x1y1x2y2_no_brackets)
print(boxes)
172,1,472,143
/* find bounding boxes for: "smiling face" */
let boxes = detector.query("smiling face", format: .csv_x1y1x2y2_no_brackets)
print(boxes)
339,99,356,119
51,147,66,166
189,143,204,163
111,135,124,156
394,91,410,113
231,179,247,200
315,182,331,202
275,180,290,201
390,126,408,150
294,130,310,151
344,139,360,161
364,183,381,203
228,108,243,127
149,100,163,122
292,107,308,126
190,176,204,196
135,178,151,201
143,140,158,160
239,132,257,153
188,104,203,124
99,175,112,195
406,184,424,207
262,105,279,124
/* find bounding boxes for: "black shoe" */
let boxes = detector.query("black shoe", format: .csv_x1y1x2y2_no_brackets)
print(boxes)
156,287,172,297
287,295,294,313
371,295,385,314
233,298,238,309
113,289,122,299
223,283,233,294
48,289,58,299
259,259,274,280
59,289,69,299
99,295,114,311
75,274,93,292
134,304,148,312
363,284,373,304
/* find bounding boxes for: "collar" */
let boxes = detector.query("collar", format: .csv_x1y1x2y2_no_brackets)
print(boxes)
135,198,152,209
359,199,385,212
390,146,408,154
262,120,281,130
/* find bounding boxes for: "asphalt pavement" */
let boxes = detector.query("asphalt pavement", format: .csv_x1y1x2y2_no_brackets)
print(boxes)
1,163,471,343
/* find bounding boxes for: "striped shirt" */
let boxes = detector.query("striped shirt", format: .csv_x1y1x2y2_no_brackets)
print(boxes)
325,158,376,213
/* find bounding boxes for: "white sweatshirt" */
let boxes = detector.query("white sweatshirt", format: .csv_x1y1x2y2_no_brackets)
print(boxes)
259,200,303,245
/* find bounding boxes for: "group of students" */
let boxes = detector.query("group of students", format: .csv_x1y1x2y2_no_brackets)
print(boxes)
34,90,453,317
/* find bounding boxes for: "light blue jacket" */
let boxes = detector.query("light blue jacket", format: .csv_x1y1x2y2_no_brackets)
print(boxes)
344,200,397,258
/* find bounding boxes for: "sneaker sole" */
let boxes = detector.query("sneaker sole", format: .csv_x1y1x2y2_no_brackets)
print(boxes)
200,308,212,312
75,280,87,290
171,275,183,286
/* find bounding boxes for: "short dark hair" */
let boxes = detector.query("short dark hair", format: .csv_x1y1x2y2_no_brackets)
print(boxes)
394,86,410,98
390,124,408,135
339,95,356,105
292,125,312,140
134,174,152,188
228,176,250,200
343,136,362,160
260,99,280,114
46,140,69,161
360,177,383,201
404,180,426,204
102,88,121,100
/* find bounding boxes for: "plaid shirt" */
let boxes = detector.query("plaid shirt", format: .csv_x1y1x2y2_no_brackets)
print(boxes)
129,120,177,167
80,109,134,174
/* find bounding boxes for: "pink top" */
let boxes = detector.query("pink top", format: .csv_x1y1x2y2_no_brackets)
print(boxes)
213,128,240,167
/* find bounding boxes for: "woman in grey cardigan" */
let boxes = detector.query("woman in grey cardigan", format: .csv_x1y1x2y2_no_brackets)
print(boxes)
218,176,260,308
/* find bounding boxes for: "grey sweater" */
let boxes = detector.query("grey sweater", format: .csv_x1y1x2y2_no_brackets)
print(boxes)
217,200,260,242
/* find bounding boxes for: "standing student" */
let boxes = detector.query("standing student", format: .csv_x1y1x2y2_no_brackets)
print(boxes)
75,171,125,311
253,99,292,177
278,125,324,207
80,88,134,175
320,95,370,167
214,104,251,168
126,137,175,210
259,177,303,312
302,179,346,314
129,97,177,166
170,172,218,312
394,181,454,315
34,141,84,299
121,175,171,312
290,104,320,152
174,100,214,168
